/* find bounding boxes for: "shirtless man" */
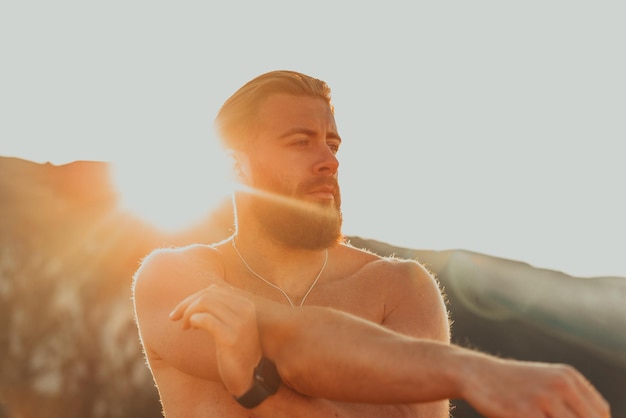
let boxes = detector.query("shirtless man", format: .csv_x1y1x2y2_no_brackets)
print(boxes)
132,70,610,417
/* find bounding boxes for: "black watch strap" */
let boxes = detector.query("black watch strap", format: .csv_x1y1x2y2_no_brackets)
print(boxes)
234,357,281,409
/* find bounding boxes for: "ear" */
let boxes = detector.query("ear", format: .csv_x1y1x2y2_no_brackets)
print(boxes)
231,150,250,183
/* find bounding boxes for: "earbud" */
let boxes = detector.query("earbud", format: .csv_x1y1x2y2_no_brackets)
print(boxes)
232,151,249,182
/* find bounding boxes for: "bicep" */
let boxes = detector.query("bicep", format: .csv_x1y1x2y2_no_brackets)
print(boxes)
132,250,220,381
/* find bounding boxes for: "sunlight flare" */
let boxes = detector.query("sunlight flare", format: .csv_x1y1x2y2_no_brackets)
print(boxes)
110,154,234,232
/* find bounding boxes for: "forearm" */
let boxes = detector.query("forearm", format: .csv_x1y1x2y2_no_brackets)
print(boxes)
170,276,610,418
255,300,466,404
255,384,445,418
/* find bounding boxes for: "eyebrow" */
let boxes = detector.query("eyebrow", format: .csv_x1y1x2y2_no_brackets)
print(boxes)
278,127,342,143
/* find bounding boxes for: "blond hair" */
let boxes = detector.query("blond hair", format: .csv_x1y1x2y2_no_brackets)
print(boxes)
215,70,333,150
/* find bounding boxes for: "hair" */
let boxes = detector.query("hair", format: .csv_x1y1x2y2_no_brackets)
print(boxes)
215,70,334,150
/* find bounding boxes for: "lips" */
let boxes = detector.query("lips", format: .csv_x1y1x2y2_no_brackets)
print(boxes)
306,185,336,200
295,178,340,206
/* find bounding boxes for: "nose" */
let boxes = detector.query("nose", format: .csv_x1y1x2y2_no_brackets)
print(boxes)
313,143,339,176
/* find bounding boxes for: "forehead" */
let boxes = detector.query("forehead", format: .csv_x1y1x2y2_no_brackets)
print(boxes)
254,94,337,134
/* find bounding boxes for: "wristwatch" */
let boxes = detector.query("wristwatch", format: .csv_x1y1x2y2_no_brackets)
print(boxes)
234,357,282,409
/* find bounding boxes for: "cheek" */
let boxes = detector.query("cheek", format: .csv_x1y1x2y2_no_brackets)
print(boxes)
248,163,292,194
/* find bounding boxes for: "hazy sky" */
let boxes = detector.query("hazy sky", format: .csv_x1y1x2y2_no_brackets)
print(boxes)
2,2,624,277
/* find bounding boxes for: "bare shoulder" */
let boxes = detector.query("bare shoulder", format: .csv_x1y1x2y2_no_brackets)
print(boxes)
132,243,226,328
136,243,222,272
338,242,449,341
133,243,224,292
338,241,437,287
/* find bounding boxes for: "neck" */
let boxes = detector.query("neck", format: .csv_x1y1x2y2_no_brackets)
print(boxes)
233,187,342,254
231,228,330,290
231,235,328,307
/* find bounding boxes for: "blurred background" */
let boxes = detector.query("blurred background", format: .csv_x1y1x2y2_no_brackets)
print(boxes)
1,2,625,416
1,157,624,417
1,1,624,278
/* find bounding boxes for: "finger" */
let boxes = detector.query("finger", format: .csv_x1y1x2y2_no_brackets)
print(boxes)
188,311,242,342
178,288,255,330
566,373,611,418
170,283,231,320
169,289,206,320
187,312,243,347
189,310,256,350
180,297,218,330
189,312,226,334
547,399,577,418
538,364,611,418
169,301,189,321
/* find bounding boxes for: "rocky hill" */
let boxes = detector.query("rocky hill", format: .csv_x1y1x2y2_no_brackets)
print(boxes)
1,156,624,417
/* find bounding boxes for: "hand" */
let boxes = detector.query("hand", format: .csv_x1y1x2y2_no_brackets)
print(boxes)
465,356,611,418
169,284,262,397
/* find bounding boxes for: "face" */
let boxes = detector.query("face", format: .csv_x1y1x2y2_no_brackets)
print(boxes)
236,94,343,249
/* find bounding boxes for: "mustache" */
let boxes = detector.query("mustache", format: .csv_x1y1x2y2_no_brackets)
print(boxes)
296,177,340,195
237,176,342,214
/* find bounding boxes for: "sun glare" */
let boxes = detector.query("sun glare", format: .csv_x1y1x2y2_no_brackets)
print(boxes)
110,155,234,233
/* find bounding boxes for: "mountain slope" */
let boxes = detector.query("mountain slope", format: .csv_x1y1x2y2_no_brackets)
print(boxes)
1,156,624,417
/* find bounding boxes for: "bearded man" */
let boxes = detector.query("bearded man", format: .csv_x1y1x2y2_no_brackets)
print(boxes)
133,70,610,418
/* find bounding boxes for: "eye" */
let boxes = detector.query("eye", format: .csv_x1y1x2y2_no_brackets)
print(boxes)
327,142,340,154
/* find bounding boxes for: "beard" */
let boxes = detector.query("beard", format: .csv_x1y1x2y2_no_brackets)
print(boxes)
240,176,343,250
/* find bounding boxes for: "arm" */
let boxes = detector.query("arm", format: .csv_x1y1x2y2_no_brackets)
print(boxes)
162,255,448,417
147,248,610,418
173,282,610,418
134,247,423,417
256,259,451,418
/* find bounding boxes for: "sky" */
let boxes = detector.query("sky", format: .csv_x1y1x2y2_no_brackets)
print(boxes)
1,2,624,278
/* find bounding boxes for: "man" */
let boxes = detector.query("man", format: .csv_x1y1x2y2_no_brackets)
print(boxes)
133,70,610,417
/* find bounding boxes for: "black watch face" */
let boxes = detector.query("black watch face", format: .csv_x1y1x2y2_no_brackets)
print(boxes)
256,358,280,391
236,357,281,409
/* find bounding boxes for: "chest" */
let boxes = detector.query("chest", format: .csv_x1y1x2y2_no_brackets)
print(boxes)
294,272,387,324
224,255,389,324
